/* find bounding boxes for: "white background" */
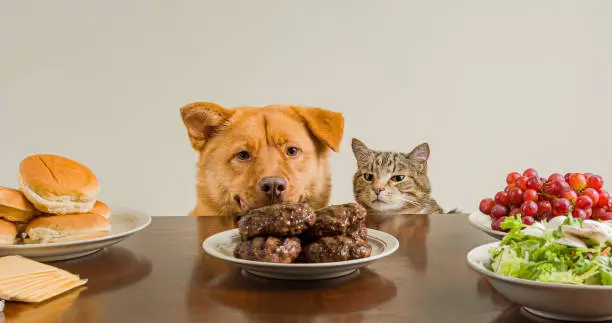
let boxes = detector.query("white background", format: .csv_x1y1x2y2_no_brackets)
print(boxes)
1,1,611,217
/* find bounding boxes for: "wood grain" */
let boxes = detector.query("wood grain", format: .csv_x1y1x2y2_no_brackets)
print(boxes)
2,214,547,323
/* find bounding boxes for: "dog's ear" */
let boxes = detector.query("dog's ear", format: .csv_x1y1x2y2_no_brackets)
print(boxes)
351,138,374,165
180,102,235,150
290,107,344,152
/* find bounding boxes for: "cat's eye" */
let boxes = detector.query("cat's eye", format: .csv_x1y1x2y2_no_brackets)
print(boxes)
235,151,251,161
286,146,300,157
391,175,405,182
363,173,374,182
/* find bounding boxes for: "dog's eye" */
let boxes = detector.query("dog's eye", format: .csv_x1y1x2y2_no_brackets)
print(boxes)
235,151,251,161
391,175,405,182
286,147,300,157
363,173,374,182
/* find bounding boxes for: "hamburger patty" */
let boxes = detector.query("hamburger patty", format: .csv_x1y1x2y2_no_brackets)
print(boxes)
304,236,372,263
238,203,316,240
309,202,367,239
233,236,302,263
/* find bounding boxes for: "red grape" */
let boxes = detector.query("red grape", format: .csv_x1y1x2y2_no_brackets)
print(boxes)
553,198,571,215
508,187,524,204
576,195,594,209
572,208,588,220
584,173,594,179
506,172,521,185
597,190,610,208
509,208,521,218
602,212,612,221
495,191,510,206
479,198,496,215
592,207,608,220
542,180,568,197
504,184,515,192
565,173,572,182
583,188,600,205
491,204,509,218
522,216,535,225
562,190,578,204
523,189,539,202
491,216,508,232
538,201,552,215
516,176,528,190
586,208,593,218
523,168,538,178
526,177,544,191
548,173,565,182
521,201,538,217
569,173,588,192
587,175,604,190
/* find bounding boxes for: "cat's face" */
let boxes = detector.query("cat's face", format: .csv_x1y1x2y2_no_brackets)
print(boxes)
351,138,432,213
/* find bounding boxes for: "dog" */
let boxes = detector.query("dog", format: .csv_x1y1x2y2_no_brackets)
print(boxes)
180,102,344,216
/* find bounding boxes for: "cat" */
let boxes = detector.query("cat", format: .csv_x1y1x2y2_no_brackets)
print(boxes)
351,138,456,215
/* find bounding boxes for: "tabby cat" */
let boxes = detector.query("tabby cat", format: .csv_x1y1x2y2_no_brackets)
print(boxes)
351,138,455,215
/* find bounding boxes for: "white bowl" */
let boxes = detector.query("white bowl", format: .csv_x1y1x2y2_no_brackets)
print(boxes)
203,228,399,280
467,242,612,322
468,212,507,239
0,207,151,262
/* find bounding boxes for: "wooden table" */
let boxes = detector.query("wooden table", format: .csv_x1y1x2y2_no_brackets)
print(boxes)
2,214,546,323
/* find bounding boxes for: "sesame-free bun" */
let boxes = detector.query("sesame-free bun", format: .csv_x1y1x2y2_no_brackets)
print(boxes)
0,219,17,245
19,154,100,214
0,186,37,223
88,201,111,219
25,213,111,244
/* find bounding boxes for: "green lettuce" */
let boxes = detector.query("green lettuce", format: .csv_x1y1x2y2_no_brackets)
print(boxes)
489,214,612,285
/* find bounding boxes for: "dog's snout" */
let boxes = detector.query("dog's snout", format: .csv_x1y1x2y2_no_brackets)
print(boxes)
258,177,287,201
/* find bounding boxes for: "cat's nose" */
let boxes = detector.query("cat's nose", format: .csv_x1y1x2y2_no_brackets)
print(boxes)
374,188,384,195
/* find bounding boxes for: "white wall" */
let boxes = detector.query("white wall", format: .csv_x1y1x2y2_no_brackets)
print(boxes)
1,1,611,217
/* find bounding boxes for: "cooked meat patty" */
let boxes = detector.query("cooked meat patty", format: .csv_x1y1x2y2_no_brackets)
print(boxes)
238,203,316,240
233,236,302,263
304,236,372,263
310,203,367,239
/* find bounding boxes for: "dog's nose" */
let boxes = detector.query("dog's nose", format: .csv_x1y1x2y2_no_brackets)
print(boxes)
258,177,287,201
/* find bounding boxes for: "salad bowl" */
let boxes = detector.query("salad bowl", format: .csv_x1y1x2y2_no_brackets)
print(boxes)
468,242,612,321
467,216,612,321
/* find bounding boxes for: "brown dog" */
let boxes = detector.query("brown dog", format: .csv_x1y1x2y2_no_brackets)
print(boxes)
180,102,344,216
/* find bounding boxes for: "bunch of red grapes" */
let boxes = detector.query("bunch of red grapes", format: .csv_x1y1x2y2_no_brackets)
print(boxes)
479,168,612,232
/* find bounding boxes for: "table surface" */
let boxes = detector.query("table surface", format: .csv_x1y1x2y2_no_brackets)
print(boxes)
2,213,556,323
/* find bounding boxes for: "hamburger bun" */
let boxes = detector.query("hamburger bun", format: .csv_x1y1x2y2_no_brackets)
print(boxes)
0,219,17,245
25,213,110,244
88,201,111,219
19,154,100,214
0,186,38,223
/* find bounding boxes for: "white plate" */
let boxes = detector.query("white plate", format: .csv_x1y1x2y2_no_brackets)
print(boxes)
468,212,507,240
467,242,612,322
203,228,399,281
0,207,151,262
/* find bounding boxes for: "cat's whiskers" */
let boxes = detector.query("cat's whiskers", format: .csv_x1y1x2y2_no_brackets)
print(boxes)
398,196,420,206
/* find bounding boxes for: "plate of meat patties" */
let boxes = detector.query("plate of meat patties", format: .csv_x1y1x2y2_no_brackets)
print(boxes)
203,202,399,280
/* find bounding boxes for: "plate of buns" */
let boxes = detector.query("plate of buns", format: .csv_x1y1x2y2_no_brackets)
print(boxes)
0,154,151,262
203,202,399,280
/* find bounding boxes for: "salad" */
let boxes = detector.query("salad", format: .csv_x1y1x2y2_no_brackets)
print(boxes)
489,214,612,285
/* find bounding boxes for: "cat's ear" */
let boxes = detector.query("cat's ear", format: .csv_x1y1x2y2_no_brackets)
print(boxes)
408,143,430,161
351,138,373,164
407,143,430,172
